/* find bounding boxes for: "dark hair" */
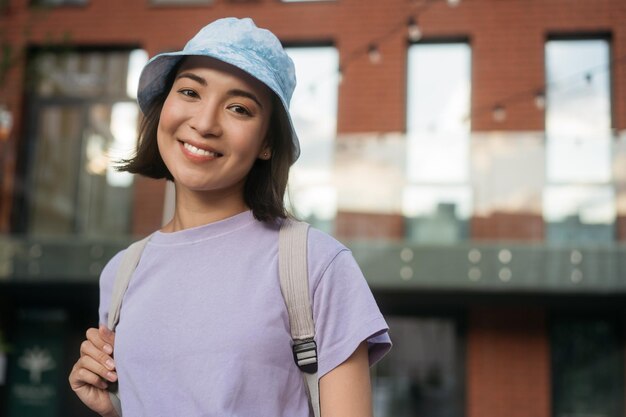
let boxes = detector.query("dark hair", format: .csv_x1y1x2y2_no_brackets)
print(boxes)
118,60,295,222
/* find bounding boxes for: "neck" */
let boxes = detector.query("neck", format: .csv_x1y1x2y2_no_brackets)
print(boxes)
161,184,249,232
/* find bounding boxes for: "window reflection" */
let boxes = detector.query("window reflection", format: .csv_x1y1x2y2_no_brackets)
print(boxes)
403,186,471,243
29,107,83,236
544,38,614,242
286,46,339,232
546,39,612,183
34,50,145,99
405,42,471,243
21,49,146,237
544,186,615,243
551,317,624,417
406,43,471,183
126,49,149,99
372,316,465,417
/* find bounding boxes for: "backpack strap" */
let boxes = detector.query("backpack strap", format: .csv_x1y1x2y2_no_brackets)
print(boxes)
107,234,152,417
278,219,320,417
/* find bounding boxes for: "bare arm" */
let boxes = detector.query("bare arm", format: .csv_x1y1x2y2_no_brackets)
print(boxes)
319,342,373,417
68,325,119,417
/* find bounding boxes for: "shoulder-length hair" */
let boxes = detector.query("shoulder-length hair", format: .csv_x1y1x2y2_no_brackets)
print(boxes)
118,59,294,223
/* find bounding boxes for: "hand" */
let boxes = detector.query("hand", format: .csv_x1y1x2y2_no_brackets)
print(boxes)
69,325,119,417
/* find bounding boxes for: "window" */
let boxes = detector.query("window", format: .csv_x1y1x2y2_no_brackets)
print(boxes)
405,42,472,243
285,46,339,233
372,316,465,416
14,48,148,238
544,38,614,243
551,316,624,417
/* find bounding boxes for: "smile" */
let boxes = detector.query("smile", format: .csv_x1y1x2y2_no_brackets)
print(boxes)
182,142,223,158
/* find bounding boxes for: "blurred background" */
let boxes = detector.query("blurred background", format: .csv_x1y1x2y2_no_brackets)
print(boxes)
0,0,625,415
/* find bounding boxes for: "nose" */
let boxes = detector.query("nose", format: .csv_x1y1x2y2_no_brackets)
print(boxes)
189,101,223,138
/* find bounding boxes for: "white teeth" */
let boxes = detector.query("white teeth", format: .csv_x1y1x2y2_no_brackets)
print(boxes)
183,142,219,157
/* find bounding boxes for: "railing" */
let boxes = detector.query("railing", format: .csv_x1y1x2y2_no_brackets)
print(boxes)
1,236,624,294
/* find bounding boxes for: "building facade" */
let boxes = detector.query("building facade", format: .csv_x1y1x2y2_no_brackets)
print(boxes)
0,0,625,415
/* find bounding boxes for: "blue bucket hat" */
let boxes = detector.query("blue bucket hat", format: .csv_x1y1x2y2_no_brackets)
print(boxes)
137,17,300,161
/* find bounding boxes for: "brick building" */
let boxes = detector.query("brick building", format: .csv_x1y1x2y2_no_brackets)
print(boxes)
0,0,625,416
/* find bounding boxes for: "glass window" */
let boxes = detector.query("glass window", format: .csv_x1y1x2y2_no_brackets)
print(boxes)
285,46,339,233
544,185,615,243
544,38,614,243
17,49,148,238
372,316,465,417
403,186,471,244
545,39,612,183
551,316,624,417
405,42,471,243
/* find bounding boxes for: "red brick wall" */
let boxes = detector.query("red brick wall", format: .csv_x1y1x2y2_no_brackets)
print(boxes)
467,307,551,417
131,176,167,236
2,0,625,232
471,212,545,242
618,215,626,241
335,210,405,241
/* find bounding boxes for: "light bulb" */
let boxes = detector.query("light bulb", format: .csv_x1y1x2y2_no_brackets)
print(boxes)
492,105,506,122
407,17,422,42
447,0,461,6
534,90,546,110
368,44,382,64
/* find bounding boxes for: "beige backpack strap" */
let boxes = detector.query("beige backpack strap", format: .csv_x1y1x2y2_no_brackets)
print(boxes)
279,219,320,417
107,234,152,417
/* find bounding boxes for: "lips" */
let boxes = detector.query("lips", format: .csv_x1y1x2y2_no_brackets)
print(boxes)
179,140,223,160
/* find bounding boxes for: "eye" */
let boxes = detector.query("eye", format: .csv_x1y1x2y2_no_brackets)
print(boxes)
229,105,252,117
178,88,199,98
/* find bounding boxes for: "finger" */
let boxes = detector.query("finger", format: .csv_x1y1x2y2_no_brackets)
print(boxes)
77,355,118,383
86,328,113,356
70,363,110,390
79,340,116,371
98,325,116,353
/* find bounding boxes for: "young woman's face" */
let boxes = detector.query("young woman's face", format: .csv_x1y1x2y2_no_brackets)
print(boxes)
157,56,273,198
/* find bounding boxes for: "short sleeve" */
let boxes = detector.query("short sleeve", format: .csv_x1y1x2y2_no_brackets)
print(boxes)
311,249,392,378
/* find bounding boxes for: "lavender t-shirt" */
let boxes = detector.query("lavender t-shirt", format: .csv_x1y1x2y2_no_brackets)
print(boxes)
98,211,391,416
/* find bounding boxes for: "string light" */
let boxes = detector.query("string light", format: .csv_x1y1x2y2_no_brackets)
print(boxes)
293,0,625,123
368,44,382,64
492,105,506,122
534,90,546,110
407,17,422,42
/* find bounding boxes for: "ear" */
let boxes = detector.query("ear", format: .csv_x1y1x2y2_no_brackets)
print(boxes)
258,146,272,160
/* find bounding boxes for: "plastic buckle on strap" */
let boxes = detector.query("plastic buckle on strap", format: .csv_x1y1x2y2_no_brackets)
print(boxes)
293,338,318,374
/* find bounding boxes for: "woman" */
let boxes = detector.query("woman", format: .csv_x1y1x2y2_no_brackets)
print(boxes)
68,17,391,417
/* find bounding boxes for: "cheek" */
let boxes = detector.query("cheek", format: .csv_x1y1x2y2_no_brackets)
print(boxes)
158,95,178,134
232,125,268,158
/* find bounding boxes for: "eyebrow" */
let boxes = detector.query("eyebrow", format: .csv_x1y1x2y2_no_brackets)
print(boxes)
176,72,264,109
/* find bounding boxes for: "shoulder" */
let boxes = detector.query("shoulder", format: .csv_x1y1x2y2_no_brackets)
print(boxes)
306,226,349,264
301,225,362,292
97,236,150,325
